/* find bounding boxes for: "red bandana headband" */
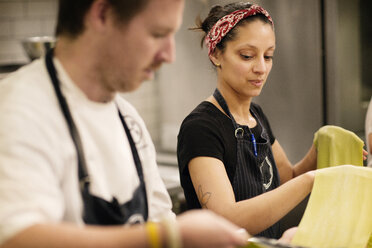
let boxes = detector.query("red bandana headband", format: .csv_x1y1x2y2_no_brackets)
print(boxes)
205,4,273,56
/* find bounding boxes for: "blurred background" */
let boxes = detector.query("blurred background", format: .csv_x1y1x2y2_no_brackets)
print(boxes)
0,0,371,232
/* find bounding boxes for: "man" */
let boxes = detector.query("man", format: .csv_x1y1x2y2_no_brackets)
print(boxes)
0,0,248,247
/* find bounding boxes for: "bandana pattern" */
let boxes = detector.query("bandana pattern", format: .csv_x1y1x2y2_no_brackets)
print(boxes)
205,5,273,56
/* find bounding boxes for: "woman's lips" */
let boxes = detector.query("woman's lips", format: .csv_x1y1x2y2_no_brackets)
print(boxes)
250,80,263,87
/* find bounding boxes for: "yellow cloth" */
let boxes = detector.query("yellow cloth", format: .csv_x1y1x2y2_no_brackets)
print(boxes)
313,125,364,169
291,165,372,248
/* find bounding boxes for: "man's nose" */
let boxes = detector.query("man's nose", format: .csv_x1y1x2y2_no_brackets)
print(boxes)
157,36,176,63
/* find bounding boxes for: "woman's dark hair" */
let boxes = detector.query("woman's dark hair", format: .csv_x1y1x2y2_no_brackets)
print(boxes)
194,2,273,53
56,0,150,38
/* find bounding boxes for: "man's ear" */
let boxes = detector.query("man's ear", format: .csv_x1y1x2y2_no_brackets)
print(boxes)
85,0,111,32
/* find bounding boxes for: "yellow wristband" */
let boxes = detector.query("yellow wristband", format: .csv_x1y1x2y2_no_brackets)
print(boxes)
146,222,161,248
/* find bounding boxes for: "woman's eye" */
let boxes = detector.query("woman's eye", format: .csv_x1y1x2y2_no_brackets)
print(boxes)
264,56,274,61
241,54,253,59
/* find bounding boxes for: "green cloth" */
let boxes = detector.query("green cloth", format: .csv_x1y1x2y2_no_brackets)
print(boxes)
313,125,364,169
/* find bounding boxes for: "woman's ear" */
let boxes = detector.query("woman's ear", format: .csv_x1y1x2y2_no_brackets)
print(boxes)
209,50,221,67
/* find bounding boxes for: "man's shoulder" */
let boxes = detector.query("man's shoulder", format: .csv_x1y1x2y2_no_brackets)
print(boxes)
0,59,62,126
0,59,52,101
2,59,47,84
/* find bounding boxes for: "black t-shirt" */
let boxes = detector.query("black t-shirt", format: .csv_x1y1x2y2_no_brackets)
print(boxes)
177,101,276,209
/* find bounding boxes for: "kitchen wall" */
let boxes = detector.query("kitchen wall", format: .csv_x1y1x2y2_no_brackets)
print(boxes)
156,0,215,151
325,0,369,135
0,0,57,65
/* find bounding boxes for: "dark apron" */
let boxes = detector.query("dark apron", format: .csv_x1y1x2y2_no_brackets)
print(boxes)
45,49,148,225
213,89,280,238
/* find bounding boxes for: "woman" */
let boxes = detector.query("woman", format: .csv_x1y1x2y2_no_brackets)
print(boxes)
177,2,317,239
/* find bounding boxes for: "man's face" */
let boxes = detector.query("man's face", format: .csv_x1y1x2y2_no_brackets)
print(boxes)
100,0,184,93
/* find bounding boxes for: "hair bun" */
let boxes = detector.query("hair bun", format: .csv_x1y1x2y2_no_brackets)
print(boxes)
209,5,224,16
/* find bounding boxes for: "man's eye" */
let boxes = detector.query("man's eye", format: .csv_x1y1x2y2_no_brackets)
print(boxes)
153,33,168,38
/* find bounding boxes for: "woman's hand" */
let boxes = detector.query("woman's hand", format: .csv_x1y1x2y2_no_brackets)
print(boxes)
363,149,368,161
278,227,298,244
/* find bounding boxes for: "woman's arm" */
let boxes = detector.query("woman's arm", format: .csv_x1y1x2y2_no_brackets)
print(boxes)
188,156,314,236
272,140,317,184
273,138,368,184
0,211,248,248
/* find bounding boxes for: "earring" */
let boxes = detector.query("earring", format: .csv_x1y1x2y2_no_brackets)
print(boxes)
215,63,221,67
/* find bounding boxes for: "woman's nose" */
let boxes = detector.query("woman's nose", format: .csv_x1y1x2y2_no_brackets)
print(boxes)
252,57,267,74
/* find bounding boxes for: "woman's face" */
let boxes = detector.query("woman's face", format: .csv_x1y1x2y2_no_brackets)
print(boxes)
215,19,275,98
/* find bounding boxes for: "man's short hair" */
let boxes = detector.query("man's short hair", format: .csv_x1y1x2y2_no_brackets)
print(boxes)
56,0,150,38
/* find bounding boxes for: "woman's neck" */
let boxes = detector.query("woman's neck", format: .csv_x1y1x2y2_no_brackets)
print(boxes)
207,86,257,128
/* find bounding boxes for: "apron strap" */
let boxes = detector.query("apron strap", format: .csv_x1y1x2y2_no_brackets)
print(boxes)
45,49,90,191
117,110,148,198
213,88,257,155
213,88,238,129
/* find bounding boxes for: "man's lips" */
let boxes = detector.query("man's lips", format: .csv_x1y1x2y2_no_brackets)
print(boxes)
144,63,162,78
144,69,154,80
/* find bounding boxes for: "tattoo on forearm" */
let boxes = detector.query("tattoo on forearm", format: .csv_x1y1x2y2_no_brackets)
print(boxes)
197,185,211,209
